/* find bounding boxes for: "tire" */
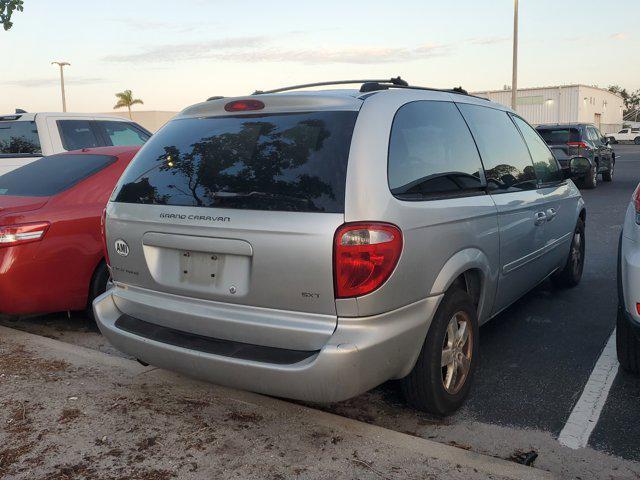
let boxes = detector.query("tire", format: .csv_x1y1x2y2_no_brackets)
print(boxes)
634,137,640,145
401,289,479,416
552,218,585,288
581,164,598,189
86,261,110,321
617,306,640,374
602,159,614,182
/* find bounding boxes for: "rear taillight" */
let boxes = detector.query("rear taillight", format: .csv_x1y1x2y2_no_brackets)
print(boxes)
101,207,110,266
224,100,265,112
333,223,403,299
567,141,588,149
0,222,50,248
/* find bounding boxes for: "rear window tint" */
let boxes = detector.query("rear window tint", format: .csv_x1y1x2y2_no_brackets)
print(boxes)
388,101,485,199
0,154,116,197
58,120,102,150
114,111,358,213
0,121,41,155
536,128,581,144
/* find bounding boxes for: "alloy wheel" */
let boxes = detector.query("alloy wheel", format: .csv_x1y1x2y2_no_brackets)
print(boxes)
570,230,584,279
441,312,473,395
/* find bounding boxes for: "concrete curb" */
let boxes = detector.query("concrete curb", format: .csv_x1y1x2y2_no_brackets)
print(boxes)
0,325,554,479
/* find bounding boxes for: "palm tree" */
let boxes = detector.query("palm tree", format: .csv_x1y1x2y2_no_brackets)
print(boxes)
113,90,144,119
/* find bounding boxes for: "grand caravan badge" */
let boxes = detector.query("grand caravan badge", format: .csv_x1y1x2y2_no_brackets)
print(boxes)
114,239,130,257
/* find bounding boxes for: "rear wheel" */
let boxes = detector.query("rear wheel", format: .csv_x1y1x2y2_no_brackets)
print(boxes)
552,218,585,288
635,137,640,145
86,261,110,321
581,164,598,189
401,289,479,416
617,306,640,374
602,159,614,182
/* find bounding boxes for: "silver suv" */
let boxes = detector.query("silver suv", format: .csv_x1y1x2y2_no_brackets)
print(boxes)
94,79,586,415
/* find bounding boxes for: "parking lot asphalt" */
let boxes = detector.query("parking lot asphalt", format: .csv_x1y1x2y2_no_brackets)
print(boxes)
2,144,640,478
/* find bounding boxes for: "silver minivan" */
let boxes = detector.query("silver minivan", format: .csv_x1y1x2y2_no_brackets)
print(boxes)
95,79,586,415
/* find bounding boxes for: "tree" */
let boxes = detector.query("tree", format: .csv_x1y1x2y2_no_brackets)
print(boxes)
113,90,144,119
1,0,24,30
608,85,640,119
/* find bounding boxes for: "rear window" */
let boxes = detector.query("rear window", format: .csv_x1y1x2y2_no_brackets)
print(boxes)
0,121,41,156
0,154,116,197
536,128,581,145
114,111,358,213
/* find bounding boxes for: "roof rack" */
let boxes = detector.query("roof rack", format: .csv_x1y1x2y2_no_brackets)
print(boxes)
251,78,489,101
252,77,408,95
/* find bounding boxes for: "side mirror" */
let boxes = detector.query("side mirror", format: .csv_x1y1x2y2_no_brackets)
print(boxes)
567,156,591,179
602,137,610,145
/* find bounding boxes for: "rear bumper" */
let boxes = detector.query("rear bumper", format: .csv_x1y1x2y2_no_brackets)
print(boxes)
620,233,640,326
93,289,442,403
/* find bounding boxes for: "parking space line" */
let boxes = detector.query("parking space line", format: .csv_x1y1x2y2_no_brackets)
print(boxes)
558,329,618,450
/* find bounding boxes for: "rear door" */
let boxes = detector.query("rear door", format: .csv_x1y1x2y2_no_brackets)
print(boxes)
458,103,549,313
107,109,359,318
50,118,103,152
512,115,575,273
587,126,611,171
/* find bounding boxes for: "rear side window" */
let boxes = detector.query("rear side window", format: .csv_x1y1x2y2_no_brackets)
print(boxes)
536,128,581,145
114,111,357,213
512,116,563,185
0,154,116,197
58,120,101,150
388,101,485,199
95,121,150,146
458,104,537,192
0,121,41,155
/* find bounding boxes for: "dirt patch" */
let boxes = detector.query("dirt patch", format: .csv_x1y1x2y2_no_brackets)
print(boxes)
0,344,69,381
58,408,82,424
226,410,263,424
0,442,35,477
136,436,158,452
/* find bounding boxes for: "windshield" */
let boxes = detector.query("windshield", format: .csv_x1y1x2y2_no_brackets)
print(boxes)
114,111,358,213
0,121,41,155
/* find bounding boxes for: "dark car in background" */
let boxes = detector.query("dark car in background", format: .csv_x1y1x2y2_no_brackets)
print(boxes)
536,123,615,189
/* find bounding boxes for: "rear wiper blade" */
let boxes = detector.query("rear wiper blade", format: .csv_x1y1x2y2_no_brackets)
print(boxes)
212,191,309,204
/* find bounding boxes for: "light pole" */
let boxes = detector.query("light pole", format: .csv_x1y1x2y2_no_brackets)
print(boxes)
51,61,70,112
511,0,519,111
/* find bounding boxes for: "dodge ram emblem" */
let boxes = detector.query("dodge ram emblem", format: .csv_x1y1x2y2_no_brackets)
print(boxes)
114,239,130,257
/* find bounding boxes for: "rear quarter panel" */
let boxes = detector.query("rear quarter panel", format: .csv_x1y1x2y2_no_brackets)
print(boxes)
343,91,500,321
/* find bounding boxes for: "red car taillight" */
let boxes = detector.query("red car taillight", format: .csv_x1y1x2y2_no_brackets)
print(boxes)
566,141,588,149
0,222,50,248
101,207,110,267
333,223,403,299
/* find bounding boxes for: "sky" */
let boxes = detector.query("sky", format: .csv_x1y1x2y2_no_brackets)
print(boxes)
2,0,639,113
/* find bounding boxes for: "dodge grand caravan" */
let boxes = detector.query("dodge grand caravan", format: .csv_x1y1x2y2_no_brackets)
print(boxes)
94,78,586,415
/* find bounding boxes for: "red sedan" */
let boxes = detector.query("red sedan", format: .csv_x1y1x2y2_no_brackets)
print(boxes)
0,146,139,316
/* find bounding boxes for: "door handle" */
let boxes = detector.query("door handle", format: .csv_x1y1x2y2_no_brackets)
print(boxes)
546,208,557,221
534,211,547,226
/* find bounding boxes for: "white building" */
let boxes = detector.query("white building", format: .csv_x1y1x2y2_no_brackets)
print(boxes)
472,85,624,133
